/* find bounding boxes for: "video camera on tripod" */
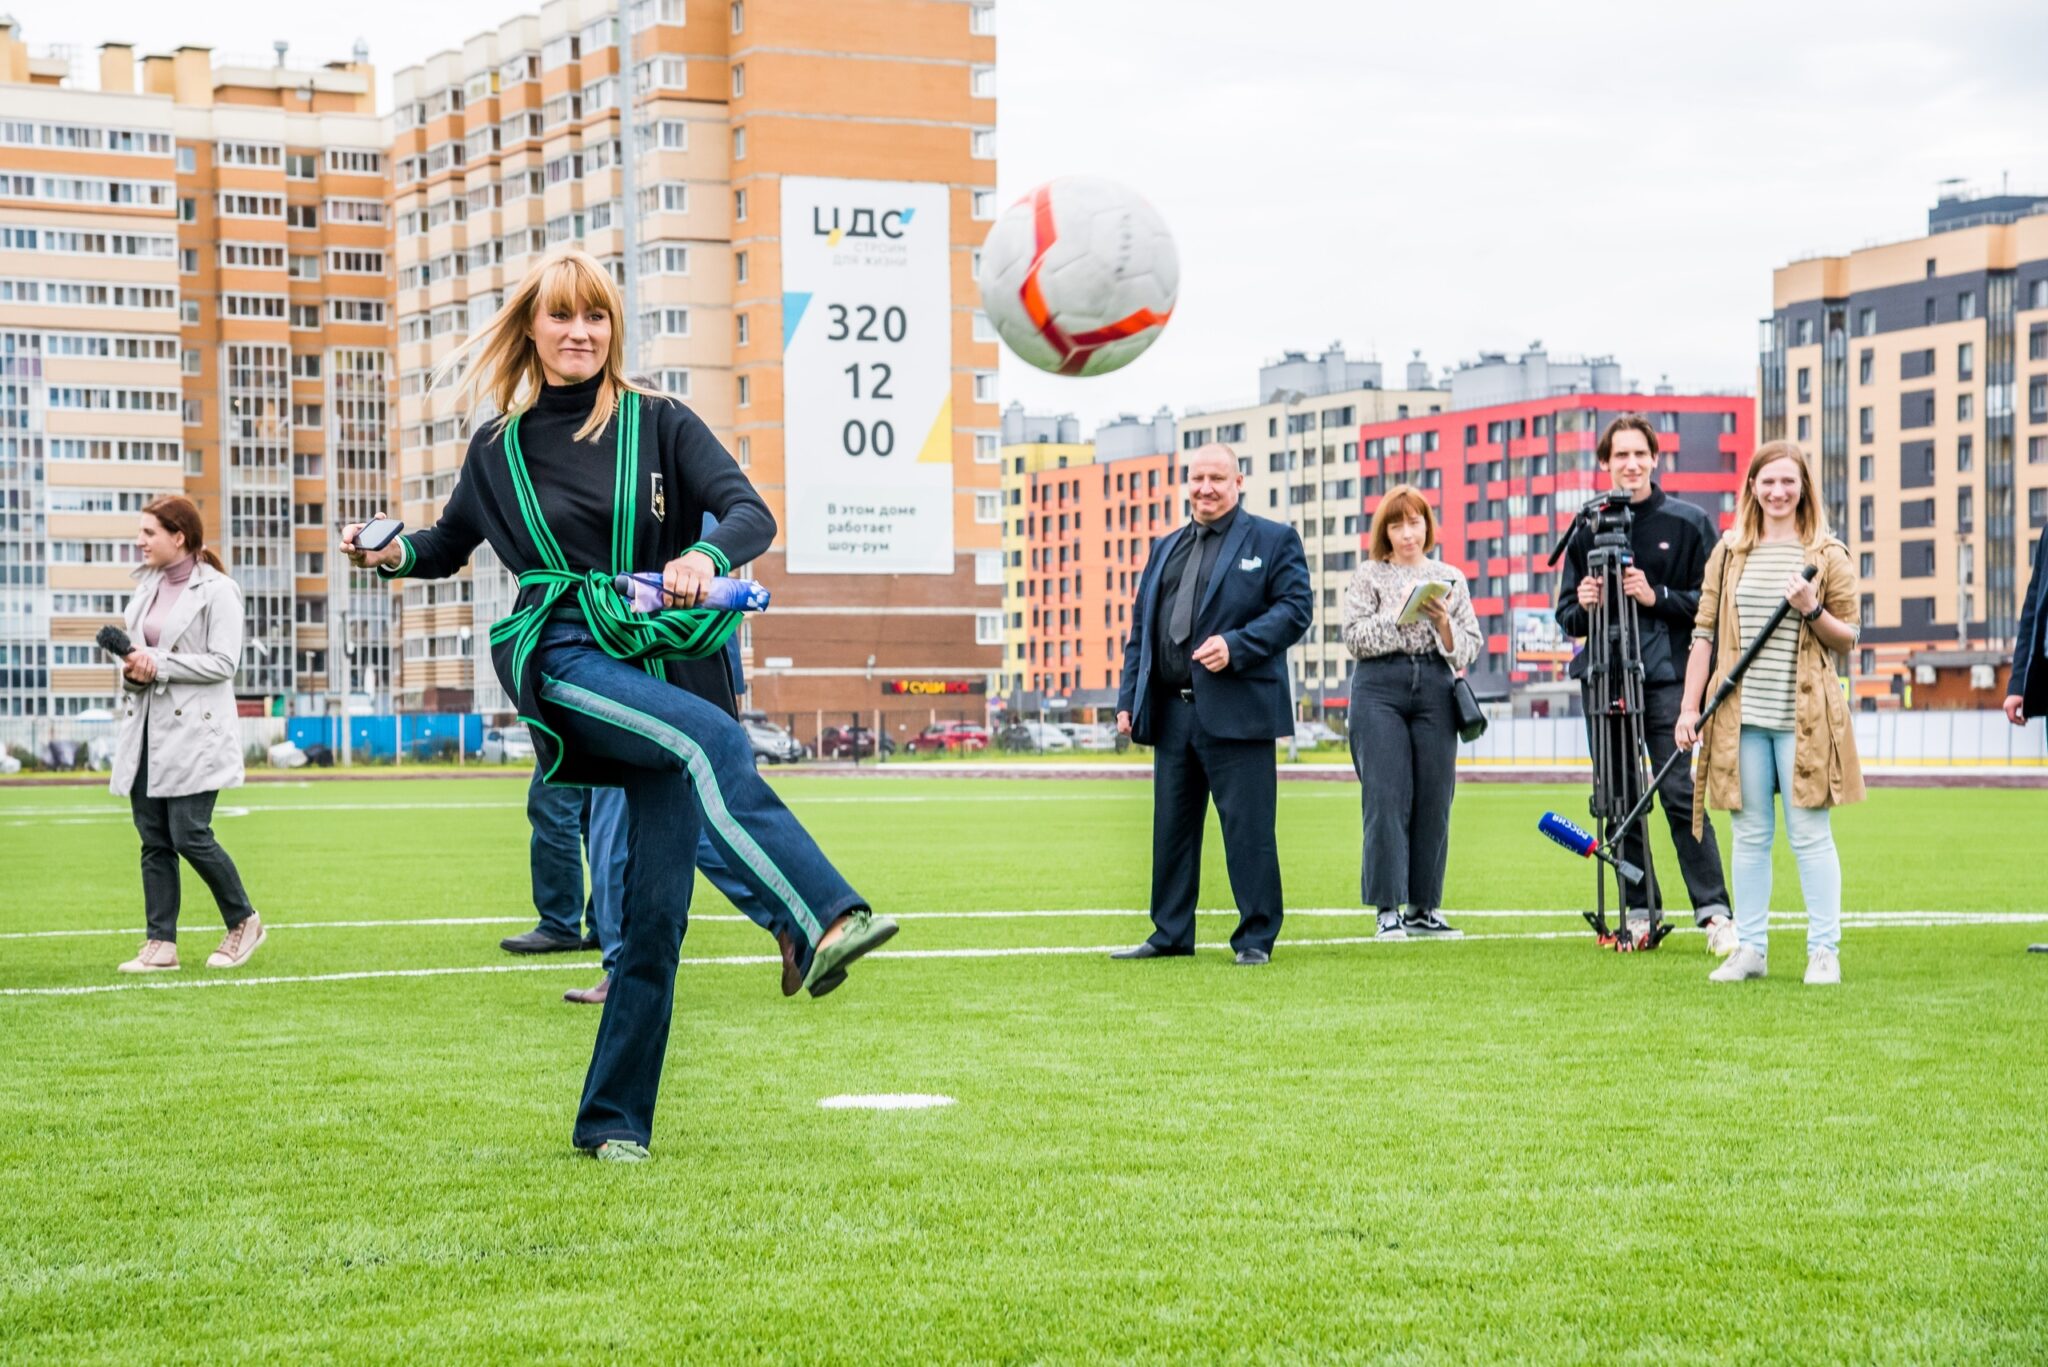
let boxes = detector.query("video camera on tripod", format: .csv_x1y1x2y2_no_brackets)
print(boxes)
1546,489,1667,951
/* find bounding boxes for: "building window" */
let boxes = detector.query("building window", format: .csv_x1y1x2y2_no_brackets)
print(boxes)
973,372,996,402
1958,341,1974,380
181,400,201,426
736,435,750,467
974,433,998,464
971,66,996,98
974,492,1000,523
731,1,744,33
733,188,747,222
1858,350,1872,384
1958,435,1973,471
970,2,996,35
736,313,750,346
1957,392,1974,422
1796,367,1811,403
732,126,746,160
737,374,751,407
972,189,995,219
179,248,197,274
1958,290,1977,321
181,348,200,375
1855,306,1874,337
176,146,195,173
735,250,748,283
1796,415,1811,442
971,128,995,159
731,64,745,98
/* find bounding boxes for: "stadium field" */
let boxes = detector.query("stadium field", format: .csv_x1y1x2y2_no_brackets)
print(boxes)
2,776,2043,1362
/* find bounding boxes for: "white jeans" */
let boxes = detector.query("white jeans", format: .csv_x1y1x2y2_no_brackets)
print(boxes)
1730,725,1842,957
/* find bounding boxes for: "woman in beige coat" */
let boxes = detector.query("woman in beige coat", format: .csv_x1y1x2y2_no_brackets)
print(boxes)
109,496,262,974
1675,442,1863,986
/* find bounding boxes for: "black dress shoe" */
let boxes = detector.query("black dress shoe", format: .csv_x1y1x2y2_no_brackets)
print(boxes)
1234,948,1270,966
500,928,586,955
1109,943,1189,960
580,931,601,952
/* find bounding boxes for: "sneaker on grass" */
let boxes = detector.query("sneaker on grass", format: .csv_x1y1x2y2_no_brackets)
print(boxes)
594,1140,649,1163
117,939,179,974
1374,910,1407,942
1708,946,1768,983
206,913,265,969
1704,916,1740,957
1400,909,1462,938
1804,949,1842,985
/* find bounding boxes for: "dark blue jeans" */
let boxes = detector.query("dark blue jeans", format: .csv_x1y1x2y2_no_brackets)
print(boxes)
534,624,865,1149
583,786,782,976
527,765,591,941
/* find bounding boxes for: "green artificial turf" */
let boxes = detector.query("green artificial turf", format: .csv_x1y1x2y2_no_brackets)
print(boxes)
1,776,2043,1363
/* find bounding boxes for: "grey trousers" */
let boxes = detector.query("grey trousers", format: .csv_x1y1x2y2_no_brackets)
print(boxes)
129,734,255,942
1348,653,1460,912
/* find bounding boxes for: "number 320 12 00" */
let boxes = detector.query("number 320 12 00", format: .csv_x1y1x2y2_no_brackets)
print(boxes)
830,302,906,458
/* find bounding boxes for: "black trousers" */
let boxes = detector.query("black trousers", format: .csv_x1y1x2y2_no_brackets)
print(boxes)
128,735,255,943
1349,653,1460,912
1581,679,1731,922
1146,691,1283,955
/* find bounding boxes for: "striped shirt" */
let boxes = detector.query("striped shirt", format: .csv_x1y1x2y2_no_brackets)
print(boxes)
1736,541,1807,729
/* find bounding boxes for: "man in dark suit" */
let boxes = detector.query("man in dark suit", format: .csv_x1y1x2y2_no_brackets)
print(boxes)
2002,525,2048,956
1112,443,1313,966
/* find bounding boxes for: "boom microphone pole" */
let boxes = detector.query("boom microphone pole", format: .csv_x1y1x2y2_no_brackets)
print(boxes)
1600,563,1821,858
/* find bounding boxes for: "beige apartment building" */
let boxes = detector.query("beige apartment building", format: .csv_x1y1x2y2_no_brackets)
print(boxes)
388,0,1003,716
0,23,390,719
1764,190,2048,706
996,402,1087,695
1175,345,1445,709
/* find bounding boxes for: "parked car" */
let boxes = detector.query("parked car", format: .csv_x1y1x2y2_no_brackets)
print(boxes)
818,725,894,759
744,717,807,766
903,722,990,755
996,720,1072,752
482,725,536,765
1281,720,1344,749
1060,722,1118,751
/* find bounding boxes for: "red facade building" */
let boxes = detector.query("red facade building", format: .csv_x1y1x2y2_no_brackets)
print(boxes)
1356,395,1754,689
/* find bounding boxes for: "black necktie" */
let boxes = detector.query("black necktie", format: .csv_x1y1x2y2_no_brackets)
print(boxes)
1168,524,1208,646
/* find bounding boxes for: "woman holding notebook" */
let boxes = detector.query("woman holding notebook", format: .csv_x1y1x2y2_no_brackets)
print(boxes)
1341,485,1484,941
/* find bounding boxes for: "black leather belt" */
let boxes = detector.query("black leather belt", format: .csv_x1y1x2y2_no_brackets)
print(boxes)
1177,688,1195,702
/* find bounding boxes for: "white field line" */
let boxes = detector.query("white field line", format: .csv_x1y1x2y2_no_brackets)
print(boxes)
3,917,2043,999
8,908,2045,942
7,907,2041,942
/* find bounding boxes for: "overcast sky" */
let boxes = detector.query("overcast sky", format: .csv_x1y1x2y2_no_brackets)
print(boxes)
27,0,2048,429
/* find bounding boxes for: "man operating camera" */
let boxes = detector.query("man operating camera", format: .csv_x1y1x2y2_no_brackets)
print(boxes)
1554,414,1734,954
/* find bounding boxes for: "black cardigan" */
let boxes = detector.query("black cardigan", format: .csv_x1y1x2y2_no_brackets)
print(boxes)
381,385,774,784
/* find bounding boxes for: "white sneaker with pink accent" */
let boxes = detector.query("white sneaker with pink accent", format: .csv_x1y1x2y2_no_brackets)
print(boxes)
118,939,180,973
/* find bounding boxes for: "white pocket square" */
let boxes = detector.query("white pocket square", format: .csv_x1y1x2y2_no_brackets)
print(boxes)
1238,556,1262,571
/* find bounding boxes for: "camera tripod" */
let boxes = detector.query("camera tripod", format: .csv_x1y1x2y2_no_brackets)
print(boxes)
1552,499,1667,952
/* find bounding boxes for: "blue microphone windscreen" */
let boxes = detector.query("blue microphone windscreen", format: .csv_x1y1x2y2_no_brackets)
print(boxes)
1538,811,1597,857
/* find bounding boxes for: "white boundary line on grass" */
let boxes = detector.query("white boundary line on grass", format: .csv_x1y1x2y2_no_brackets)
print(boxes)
4,916,2044,998
6,907,2040,942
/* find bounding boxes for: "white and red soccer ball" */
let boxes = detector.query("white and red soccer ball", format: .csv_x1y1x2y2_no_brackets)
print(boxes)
975,176,1179,377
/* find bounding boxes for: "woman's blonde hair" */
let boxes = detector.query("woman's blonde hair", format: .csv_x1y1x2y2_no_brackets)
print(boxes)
1732,440,1829,550
1369,484,1438,561
433,246,658,442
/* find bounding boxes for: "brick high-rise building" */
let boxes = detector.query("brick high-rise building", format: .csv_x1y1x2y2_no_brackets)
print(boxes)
1763,190,2048,707
388,0,1002,714
0,23,391,719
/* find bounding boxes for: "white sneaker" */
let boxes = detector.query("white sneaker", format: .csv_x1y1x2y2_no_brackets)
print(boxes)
1704,916,1739,957
1708,946,1768,982
205,912,265,969
117,939,180,973
1804,949,1841,985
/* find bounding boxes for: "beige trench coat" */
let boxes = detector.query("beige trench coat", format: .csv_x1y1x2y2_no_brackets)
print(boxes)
1690,533,1864,838
110,562,247,800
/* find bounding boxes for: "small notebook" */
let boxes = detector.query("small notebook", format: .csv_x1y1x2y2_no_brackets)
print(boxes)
1395,578,1450,626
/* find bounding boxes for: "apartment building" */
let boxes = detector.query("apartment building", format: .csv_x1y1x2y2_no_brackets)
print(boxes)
0,25,390,718
996,402,1086,695
1763,189,2048,706
1017,410,1175,704
388,0,1002,714
1175,344,1446,710
1357,392,1751,692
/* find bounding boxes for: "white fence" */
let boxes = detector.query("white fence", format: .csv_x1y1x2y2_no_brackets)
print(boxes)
1460,709,2048,767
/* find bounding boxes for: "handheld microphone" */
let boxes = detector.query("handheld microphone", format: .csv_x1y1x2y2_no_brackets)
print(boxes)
96,625,133,659
613,571,771,614
1538,811,1644,885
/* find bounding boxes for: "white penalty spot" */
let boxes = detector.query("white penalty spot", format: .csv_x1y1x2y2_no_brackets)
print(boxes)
817,1093,956,1111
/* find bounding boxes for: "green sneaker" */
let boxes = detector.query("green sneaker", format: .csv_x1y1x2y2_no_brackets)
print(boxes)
802,908,898,998
593,1140,649,1163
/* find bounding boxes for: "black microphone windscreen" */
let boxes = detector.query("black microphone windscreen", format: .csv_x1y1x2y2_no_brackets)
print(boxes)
96,625,132,658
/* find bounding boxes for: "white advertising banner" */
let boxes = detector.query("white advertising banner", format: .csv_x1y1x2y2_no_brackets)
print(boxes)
779,176,954,574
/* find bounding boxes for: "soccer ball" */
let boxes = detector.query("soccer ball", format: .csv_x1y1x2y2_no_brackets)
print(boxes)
975,176,1179,377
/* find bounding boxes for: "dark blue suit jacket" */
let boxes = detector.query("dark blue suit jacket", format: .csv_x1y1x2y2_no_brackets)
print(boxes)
2012,525,2048,718
1116,510,1313,744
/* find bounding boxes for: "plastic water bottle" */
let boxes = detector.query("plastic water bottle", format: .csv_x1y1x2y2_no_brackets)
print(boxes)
613,571,771,614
